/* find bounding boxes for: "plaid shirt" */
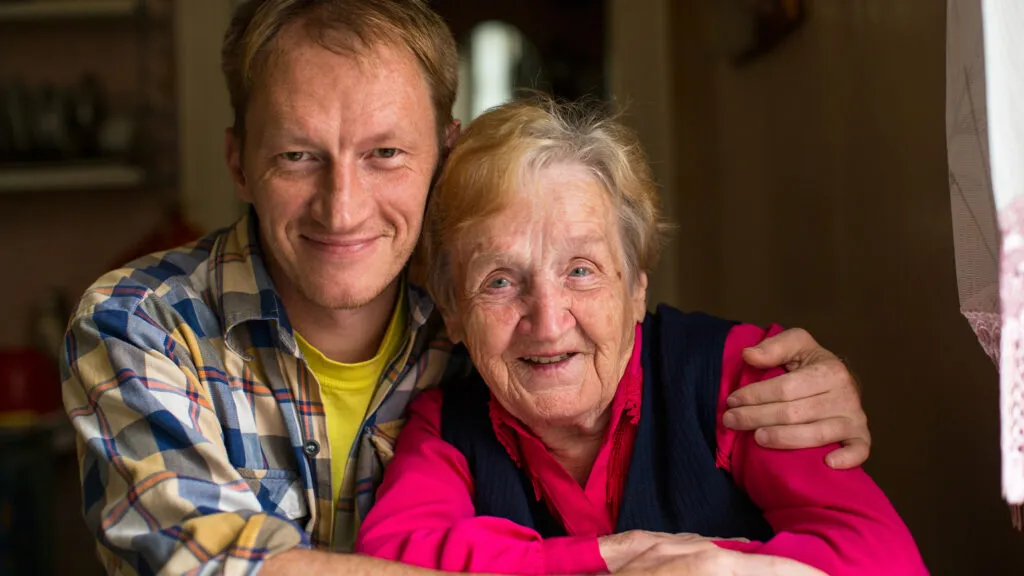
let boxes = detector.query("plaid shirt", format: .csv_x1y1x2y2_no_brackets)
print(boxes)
61,213,456,575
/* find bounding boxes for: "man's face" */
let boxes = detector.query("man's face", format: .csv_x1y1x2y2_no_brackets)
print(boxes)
227,24,443,311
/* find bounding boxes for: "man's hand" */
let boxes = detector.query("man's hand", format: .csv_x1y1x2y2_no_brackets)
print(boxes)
616,547,826,576
599,531,725,573
598,531,751,573
722,327,870,469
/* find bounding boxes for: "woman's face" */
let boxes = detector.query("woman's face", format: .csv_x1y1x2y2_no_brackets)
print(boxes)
445,163,648,431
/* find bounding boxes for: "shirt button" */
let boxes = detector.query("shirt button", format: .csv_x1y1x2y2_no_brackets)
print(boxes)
302,439,320,457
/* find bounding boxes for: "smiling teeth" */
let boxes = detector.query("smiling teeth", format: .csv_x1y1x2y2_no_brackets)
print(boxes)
524,354,571,364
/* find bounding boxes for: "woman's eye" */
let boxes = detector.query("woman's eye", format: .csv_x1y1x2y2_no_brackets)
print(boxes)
487,277,511,290
569,266,591,277
372,148,400,159
280,151,310,162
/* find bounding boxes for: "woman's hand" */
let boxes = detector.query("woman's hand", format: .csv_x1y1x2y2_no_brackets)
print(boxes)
598,531,748,573
723,327,870,469
615,547,827,576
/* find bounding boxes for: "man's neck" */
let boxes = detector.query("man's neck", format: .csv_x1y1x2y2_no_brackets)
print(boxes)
284,280,401,364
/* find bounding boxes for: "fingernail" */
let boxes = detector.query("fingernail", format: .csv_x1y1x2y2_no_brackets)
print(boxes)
826,455,839,469
726,395,742,408
755,429,769,444
722,412,737,428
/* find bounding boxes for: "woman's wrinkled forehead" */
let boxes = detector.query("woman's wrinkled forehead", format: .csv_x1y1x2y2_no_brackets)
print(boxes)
453,164,625,263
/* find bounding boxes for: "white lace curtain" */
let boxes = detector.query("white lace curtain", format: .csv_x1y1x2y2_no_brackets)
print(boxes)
947,0,1024,520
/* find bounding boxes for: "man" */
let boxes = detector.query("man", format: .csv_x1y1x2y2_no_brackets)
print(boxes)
60,1,869,574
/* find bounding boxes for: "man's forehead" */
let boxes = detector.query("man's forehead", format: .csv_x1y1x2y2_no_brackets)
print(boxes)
264,20,419,80
248,34,433,130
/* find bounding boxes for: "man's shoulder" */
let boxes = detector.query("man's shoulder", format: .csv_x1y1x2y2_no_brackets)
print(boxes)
70,229,227,335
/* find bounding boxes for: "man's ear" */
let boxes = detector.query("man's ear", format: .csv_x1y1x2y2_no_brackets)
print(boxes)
632,271,649,323
444,120,462,155
225,128,252,203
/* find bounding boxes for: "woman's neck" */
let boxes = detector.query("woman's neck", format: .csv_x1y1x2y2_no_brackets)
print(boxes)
533,410,611,486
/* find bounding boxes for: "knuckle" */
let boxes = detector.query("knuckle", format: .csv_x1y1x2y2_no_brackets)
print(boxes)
704,549,731,568
813,424,833,445
650,542,674,555
852,411,869,429
779,377,803,401
728,407,754,428
620,530,642,548
789,326,812,342
836,364,857,389
781,402,804,424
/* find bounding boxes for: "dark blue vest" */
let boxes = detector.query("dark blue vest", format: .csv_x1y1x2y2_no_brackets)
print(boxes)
439,305,774,540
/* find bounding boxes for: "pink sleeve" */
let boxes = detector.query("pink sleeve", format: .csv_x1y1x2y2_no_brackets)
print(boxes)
355,389,607,576
713,324,929,576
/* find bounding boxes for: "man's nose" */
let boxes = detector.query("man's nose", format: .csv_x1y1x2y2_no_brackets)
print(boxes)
312,158,371,230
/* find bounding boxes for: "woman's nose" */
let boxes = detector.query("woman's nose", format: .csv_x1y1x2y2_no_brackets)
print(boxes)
521,282,574,341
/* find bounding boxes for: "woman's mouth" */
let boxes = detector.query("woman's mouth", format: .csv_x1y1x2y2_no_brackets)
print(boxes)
521,353,577,365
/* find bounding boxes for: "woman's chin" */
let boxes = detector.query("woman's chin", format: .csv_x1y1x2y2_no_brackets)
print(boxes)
517,389,604,429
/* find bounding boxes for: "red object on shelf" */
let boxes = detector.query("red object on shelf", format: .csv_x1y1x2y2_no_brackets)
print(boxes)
0,348,62,425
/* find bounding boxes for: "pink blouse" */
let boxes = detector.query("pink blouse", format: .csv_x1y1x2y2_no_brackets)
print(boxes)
356,323,928,575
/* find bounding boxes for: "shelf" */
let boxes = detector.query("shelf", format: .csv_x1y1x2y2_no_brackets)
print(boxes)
0,162,145,192
0,0,136,22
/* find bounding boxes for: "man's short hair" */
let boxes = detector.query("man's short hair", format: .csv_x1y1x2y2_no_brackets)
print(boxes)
222,0,458,144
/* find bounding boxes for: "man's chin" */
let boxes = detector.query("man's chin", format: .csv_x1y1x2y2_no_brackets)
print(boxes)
299,280,395,311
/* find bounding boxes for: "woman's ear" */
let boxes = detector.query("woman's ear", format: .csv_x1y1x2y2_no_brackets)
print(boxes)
631,271,649,323
441,307,465,344
444,120,462,154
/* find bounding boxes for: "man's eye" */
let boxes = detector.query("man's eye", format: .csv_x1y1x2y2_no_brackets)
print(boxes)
487,277,511,289
280,152,310,162
372,148,400,159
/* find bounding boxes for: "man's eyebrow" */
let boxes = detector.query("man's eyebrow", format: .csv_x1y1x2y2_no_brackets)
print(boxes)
256,128,320,149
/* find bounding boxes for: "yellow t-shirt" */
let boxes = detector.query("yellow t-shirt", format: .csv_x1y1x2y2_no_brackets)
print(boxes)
295,289,408,510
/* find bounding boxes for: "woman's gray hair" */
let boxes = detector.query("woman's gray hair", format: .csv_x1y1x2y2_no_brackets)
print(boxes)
424,95,669,313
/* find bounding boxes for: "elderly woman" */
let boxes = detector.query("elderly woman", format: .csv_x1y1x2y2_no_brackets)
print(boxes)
355,98,927,575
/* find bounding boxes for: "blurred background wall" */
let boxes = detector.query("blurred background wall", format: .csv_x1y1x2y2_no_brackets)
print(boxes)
0,0,1020,574
665,2,1024,574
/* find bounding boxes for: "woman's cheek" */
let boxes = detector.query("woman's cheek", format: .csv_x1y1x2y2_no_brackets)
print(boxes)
463,307,515,353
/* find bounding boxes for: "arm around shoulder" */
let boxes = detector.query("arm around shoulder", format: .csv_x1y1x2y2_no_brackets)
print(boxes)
716,324,928,576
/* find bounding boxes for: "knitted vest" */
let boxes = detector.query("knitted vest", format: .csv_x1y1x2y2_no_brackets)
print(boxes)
440,305,773,540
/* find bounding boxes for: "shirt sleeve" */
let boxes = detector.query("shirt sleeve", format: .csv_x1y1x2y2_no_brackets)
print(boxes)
713,323,929,576
355,389,606,575
61,288,309,576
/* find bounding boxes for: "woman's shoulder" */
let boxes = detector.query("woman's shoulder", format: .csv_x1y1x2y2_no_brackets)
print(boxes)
407,388,447,433
643,303,782,353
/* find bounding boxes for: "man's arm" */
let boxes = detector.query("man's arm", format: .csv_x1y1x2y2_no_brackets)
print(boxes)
712,324,926,575
615,548,827,576
722,327,870,469
61,289,310,575
263,550,442,575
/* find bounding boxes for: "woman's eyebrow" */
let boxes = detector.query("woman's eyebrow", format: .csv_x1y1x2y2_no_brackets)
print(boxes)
466,251,516,271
